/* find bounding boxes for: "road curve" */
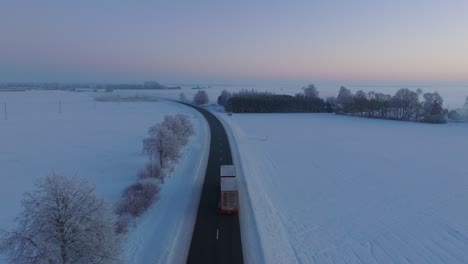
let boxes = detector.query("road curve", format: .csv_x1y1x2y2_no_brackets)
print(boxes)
179,102,244,264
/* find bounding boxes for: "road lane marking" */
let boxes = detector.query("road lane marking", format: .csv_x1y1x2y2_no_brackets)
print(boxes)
216,229,219,240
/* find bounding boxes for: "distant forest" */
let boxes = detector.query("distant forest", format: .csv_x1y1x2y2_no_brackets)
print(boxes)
217,85,467,124
220,88,331,113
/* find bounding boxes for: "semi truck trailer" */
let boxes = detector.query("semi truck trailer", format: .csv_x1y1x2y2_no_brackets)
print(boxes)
220,165,238,215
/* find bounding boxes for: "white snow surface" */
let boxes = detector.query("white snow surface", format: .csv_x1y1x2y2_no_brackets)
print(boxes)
218,112,468,264
0,91,209,263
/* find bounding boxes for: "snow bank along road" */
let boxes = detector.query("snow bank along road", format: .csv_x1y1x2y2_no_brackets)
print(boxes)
220,113,468,264
179,102,244,264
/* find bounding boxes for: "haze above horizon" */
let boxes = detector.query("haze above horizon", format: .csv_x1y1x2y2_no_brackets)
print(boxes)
1,1,467,85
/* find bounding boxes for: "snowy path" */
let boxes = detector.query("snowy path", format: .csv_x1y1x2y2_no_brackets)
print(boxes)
219,113,468,264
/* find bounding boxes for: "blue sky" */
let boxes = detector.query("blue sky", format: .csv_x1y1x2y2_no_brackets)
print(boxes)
0,0,467,84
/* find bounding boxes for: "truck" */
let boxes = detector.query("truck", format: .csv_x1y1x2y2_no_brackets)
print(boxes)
220,165,238,215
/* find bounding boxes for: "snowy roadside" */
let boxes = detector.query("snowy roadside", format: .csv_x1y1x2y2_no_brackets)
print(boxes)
214,110,297,264
124,102,210,264
215,112,468,264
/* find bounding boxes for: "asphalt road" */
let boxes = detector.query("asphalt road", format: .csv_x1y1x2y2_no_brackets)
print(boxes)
180,103,244,264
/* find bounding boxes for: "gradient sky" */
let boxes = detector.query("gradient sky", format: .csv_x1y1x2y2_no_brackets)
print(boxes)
1,0,467,84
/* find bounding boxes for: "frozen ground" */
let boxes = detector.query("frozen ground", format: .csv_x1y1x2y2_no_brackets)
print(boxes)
219,112,468,263
0,90,208,263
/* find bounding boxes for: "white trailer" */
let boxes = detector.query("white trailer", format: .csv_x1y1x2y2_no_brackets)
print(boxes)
220,165,238,214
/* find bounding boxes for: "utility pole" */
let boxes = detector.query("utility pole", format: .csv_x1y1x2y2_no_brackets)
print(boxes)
59,100,62,114
3,103,7,120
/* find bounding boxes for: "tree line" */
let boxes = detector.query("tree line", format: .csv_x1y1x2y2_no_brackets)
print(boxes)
218,85,331,113
218,85,451,124
332,86,446,123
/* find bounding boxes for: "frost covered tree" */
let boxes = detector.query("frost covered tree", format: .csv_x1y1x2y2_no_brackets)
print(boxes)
143,115,194,171
193,90,209,105
162,114,195,146
143,124,181,168
422,92,446,123
0,174,121,264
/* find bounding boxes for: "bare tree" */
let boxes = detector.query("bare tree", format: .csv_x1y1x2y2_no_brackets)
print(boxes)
0,174,121,264
353,90,368,116
193,90,209,105
392,88,420,120
374,93,392,118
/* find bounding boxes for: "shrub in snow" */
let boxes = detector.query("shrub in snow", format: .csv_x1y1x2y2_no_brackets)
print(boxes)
448,110,461,121
0,174,121,264
115,213,134,235
116,181,160,218
193,90,209,105
138,162,166,183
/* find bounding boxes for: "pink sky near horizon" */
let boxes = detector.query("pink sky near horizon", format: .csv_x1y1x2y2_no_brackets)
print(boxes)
0,1,467,83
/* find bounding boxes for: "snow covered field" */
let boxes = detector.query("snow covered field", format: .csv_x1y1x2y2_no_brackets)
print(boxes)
0,90,208,263
220,112,468,263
